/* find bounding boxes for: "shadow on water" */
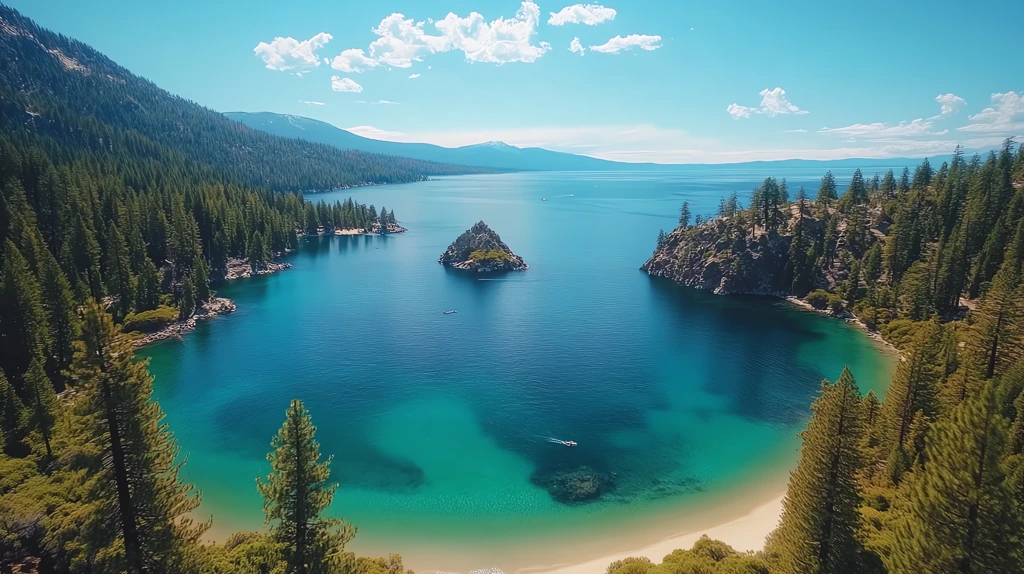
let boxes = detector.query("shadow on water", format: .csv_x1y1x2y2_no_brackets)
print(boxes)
212,389,426,493
647,278,838,426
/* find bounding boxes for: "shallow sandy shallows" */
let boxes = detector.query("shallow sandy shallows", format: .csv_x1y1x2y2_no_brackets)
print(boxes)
525,494,784,574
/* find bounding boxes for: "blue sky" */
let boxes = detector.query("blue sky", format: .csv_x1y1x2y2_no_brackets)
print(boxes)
11,0,1024,163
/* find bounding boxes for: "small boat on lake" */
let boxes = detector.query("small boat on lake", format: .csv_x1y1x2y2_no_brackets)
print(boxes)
542,198,548,201
443,309,458,315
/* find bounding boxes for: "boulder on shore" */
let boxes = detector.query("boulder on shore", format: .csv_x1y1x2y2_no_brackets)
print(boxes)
438,221,528,272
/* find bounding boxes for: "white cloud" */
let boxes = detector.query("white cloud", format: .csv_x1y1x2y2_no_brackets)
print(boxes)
589,34,662,54
362,2,550,68
330,48,380,73
435,1,551,64
409,73,421,78
368,13,451,68
569,37,585,55
958,91,1024,134
932,93,966,118
819,118,936,138
346,126,406,139
299,100,325,106
548,4,616,26
331,76,363,93
254,33,332,72
355,100,400,105
728,87,808,119
726,103,752,120
785,129,807,133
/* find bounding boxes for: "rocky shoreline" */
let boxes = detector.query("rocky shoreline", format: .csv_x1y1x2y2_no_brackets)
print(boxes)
132,297,237,347
224,257,292,281
641,210,900,355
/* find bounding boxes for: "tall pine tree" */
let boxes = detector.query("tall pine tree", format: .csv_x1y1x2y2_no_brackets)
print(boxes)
257,400,354,574
767,368,866,573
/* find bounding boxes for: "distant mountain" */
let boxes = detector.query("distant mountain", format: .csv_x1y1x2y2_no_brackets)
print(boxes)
225,112,629,172
225,112,966,174
0,7,485,193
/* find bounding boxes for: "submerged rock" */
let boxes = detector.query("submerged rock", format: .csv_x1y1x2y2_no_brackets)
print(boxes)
533,466,614,504
438,221,528,272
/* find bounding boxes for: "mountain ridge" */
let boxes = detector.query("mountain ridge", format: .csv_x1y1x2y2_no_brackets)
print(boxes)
225,111,959,173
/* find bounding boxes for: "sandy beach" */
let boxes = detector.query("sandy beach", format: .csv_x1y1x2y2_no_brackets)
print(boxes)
526,494,784,574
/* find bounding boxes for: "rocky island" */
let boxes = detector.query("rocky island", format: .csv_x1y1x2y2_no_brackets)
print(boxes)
439,221,529,272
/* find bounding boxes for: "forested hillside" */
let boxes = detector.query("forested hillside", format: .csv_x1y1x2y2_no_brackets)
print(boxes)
0,6,485,192
616,145,1024,573
0,5,426,572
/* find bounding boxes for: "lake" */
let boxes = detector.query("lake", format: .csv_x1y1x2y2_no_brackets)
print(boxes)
141,167,899,571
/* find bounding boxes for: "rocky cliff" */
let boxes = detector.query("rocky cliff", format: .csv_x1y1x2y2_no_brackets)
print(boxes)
642,218,795,296
642,204,864,298
439,221,528,272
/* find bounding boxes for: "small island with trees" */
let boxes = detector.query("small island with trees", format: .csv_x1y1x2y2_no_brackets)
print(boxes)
438,221,528,272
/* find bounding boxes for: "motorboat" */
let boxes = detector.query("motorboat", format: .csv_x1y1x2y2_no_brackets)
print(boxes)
443,309,458,315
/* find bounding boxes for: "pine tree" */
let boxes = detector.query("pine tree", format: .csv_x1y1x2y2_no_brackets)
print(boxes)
135,257,161,312
69,301,206,573
0,369,27,455
38,245,78,386
178,277,196,320
248,230,270,271
879,321,944,482
679,201,691,228
957,255,1024,396
888,382,1021,573
0,239,50,383
104,222,137,319
767,368,866,574
23,356,56,459
194,257,211,303
815,171,838,213
257,399,354,574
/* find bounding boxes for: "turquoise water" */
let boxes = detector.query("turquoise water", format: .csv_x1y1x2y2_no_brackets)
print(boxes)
141,169,896,571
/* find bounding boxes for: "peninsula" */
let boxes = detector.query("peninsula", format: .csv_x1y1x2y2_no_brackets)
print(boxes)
438,221,528,272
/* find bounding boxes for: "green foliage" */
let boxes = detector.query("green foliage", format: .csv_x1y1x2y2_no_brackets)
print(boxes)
767,368,866,573
806,289,831,309
888,382,1022,573
258,400,354,574
68,301,207,572
122,306,181,333
468,249,510,262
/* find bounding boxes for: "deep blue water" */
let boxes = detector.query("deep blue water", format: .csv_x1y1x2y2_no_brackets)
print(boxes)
141,168,898,570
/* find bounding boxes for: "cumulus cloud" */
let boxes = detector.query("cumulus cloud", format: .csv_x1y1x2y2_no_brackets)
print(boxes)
368,13,451,68
589,34,662,54
331,76,363,93
958,91,1024,134
727,87,808,119
358,2,550,68
299,100,325,106
254,33,332,72
409,73,421,78
569,37,585,55
932,93,966,118
330,48,380,73
548,4,616,26
819,119,935,138
726,103,752,120
435,1,551,64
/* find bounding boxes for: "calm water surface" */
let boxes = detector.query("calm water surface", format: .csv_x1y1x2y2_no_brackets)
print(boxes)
141,168,898,570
